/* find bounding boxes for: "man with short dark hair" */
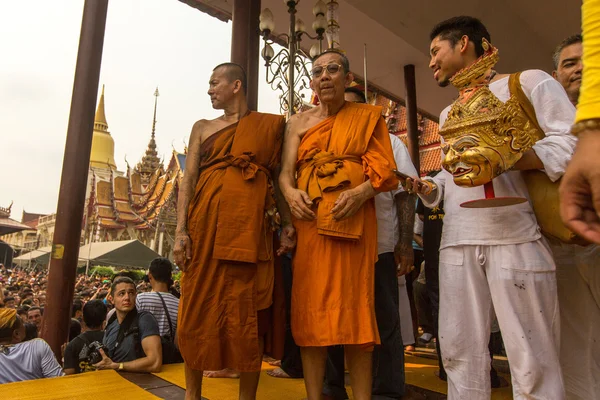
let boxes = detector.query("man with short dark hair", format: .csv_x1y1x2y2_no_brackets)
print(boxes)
93,277,162,373
3,296,15,309
279,50,399,399
27,306,42,334
64,300,107,375
552,33,600,400
407,15,575,399
136,258,180,346
174,63,292,399
72,299,83,322
552,34,583,106
0,308,63,383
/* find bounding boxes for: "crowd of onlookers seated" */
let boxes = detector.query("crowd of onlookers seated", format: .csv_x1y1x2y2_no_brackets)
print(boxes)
0,257,180,384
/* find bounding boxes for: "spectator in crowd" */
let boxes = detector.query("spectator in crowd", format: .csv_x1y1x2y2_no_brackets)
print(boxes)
27,306,43,334
64,300,108,375
24,322,38,341
94,276,162,373
3,296,16,309
17,307,28,320
69,318,81,342
72,299,83,322
0,308,63,383
136,258,180,338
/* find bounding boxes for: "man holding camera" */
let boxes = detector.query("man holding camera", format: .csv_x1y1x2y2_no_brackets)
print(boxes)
63,300,108,375
94,277,162,373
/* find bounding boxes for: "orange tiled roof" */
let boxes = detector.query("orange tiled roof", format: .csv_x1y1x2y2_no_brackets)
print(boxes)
420,146,442,176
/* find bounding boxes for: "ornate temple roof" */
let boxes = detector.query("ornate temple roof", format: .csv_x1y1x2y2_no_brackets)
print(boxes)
88,151,184,232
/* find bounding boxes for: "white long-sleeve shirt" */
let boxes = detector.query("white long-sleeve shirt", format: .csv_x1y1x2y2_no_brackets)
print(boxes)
422,69,576,249
375,134,418,254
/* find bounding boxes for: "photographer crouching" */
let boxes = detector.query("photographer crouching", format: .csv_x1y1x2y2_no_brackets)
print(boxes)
94,276,162,373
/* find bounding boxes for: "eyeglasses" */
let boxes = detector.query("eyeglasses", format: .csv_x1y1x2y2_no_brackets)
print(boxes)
311,63,344,78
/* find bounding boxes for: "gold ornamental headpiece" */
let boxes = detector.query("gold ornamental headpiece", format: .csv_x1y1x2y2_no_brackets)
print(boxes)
438,39,544,187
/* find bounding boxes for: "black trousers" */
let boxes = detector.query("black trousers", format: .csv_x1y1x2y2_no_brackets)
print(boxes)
280,255,304,378
323,252,405,399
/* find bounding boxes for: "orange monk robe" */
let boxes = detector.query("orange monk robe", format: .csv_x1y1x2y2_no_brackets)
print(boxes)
291,102,399,347
178,112,286,372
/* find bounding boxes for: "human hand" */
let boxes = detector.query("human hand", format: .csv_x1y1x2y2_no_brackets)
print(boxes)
173,233,192,271
331,188,368,220
93,349,118,370
403,177,435,196
559,130,600,244
277,224,297,256
284,188,315,220
395,244,414,277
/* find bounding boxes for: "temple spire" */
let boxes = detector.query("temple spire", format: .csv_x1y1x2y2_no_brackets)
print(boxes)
152,87,159,139
135,87,162,183
94,84,108,132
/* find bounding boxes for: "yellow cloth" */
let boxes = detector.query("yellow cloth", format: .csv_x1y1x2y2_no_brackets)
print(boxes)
0,308,17,329
0,370,159,400
576,0,600,122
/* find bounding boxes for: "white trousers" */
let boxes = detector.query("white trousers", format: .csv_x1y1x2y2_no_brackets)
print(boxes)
439,240,564,400
398,275,415,346
552,241,600,400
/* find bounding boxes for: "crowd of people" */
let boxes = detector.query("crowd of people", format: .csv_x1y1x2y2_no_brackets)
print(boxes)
1,5,600,400
0,257,181,382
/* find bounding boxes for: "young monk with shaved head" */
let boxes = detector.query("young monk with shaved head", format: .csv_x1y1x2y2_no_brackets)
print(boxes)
279,50,399,400
174,63,295,400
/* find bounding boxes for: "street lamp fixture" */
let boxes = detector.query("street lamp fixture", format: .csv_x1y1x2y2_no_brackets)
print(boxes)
259,0,330,115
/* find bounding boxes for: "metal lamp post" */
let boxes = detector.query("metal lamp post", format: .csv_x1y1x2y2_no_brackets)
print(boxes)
259,0,330,116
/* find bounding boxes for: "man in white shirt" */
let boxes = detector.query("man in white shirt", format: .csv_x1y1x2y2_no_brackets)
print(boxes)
552,35,600,400
136,257,180,338
0,308,63,383
408,16,576,399
322,87,418,400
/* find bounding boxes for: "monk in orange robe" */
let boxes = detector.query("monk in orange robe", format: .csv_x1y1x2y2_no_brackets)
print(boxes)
174,63,295,400
279,51,398,400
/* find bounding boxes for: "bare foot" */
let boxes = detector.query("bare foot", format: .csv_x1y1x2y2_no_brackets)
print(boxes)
263,355,277,363
266,367,293,378
203,368,240,378
269,359,281,366
404,345,416,352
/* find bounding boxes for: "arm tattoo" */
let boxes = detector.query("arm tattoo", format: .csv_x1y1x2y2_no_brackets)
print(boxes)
395,191,416,249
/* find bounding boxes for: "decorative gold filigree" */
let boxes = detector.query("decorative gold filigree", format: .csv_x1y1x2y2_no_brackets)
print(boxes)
438,40,545,187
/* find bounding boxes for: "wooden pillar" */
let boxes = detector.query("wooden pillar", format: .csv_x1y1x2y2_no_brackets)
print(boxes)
231,0,261,111
404,64,420,172
42,0,109,360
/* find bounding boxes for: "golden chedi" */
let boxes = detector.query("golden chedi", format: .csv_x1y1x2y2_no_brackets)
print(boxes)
90,85,117,170
439,40,544,187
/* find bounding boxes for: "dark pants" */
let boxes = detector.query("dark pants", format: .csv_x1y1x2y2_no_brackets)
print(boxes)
413,280,433,335
280,255,304,378
323,252,405,399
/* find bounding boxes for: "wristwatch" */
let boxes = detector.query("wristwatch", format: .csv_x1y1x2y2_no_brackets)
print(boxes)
118,362,124,371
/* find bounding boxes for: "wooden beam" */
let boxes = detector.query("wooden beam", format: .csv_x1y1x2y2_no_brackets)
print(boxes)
42,0,109,360
404,64,420,171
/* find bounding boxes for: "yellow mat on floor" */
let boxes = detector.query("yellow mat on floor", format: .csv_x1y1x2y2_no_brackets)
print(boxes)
154,358,514,399
404,354,513,400
0,370,160,400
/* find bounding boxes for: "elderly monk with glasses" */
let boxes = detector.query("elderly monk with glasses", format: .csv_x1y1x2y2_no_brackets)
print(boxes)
279,50,399,400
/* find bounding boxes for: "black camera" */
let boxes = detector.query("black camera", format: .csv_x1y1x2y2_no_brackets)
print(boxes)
78,341,108,365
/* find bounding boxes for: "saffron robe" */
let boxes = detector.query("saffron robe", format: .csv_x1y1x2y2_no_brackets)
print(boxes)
291,102,399,346
178,112,285,372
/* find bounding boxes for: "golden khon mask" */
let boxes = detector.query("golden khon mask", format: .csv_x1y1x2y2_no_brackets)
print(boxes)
439,40,544,187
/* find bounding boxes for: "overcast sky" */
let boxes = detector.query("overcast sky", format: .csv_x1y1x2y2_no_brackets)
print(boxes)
0,0,292,219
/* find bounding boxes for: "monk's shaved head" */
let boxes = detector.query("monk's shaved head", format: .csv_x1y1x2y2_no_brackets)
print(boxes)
213,63,247,93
